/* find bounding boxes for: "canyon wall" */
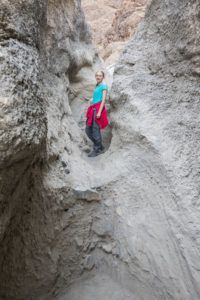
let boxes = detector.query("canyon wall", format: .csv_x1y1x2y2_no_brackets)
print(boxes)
82,0,150,65
0,0,102,299
108,0,200,299
0,0,200,300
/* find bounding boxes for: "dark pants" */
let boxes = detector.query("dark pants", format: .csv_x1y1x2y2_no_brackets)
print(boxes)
85,108,103,152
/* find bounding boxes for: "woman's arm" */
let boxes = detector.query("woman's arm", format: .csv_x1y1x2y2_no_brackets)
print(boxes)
96,90,107,118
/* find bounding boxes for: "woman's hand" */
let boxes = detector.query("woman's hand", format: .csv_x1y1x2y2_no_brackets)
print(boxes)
96,111,101,119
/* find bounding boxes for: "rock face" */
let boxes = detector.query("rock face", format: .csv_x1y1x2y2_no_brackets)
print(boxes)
108,0,200,299
0,0,101,299
0,0,200,300
82,0,150,65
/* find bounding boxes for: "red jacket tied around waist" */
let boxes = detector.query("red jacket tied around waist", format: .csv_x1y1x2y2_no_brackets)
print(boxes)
86,102,109,129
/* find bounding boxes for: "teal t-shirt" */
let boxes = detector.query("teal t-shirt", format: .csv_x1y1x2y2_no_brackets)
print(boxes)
92,83,108,104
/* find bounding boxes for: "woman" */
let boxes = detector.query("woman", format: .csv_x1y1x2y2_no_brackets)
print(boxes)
85,71,109,157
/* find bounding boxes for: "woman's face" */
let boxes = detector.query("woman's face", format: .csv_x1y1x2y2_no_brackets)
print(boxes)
95,72,104,84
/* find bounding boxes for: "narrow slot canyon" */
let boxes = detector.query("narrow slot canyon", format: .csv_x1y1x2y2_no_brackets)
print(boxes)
0,1,199,300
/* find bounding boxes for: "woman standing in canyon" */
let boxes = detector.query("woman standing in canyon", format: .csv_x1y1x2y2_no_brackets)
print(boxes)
85,71,109,157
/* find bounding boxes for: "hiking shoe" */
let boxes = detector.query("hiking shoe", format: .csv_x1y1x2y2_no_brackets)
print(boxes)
88,149,103,157
88,150,98,157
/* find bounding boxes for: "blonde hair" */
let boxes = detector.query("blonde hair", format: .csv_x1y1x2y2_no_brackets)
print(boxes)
95,70,105,78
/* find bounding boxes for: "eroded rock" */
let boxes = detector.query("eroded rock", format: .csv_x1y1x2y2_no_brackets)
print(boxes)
0,0,102,299
82,0,150,65
0,0,200,300
72,187,101,202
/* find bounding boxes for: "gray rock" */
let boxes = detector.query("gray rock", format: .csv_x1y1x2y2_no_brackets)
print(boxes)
0,0,102,299
101,243,113,254
0,0,199,300
109,0,200,299
72,187,101,202
74,237,84,248
83,255,95,271
92,219,114,237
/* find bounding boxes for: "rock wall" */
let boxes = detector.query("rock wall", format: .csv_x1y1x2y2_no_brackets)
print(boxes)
108,0,200,299
0,0,102,299
82,0,150,65
0,0,200,299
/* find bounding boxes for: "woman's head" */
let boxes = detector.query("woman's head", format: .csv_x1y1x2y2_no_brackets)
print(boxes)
95,70,105,84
